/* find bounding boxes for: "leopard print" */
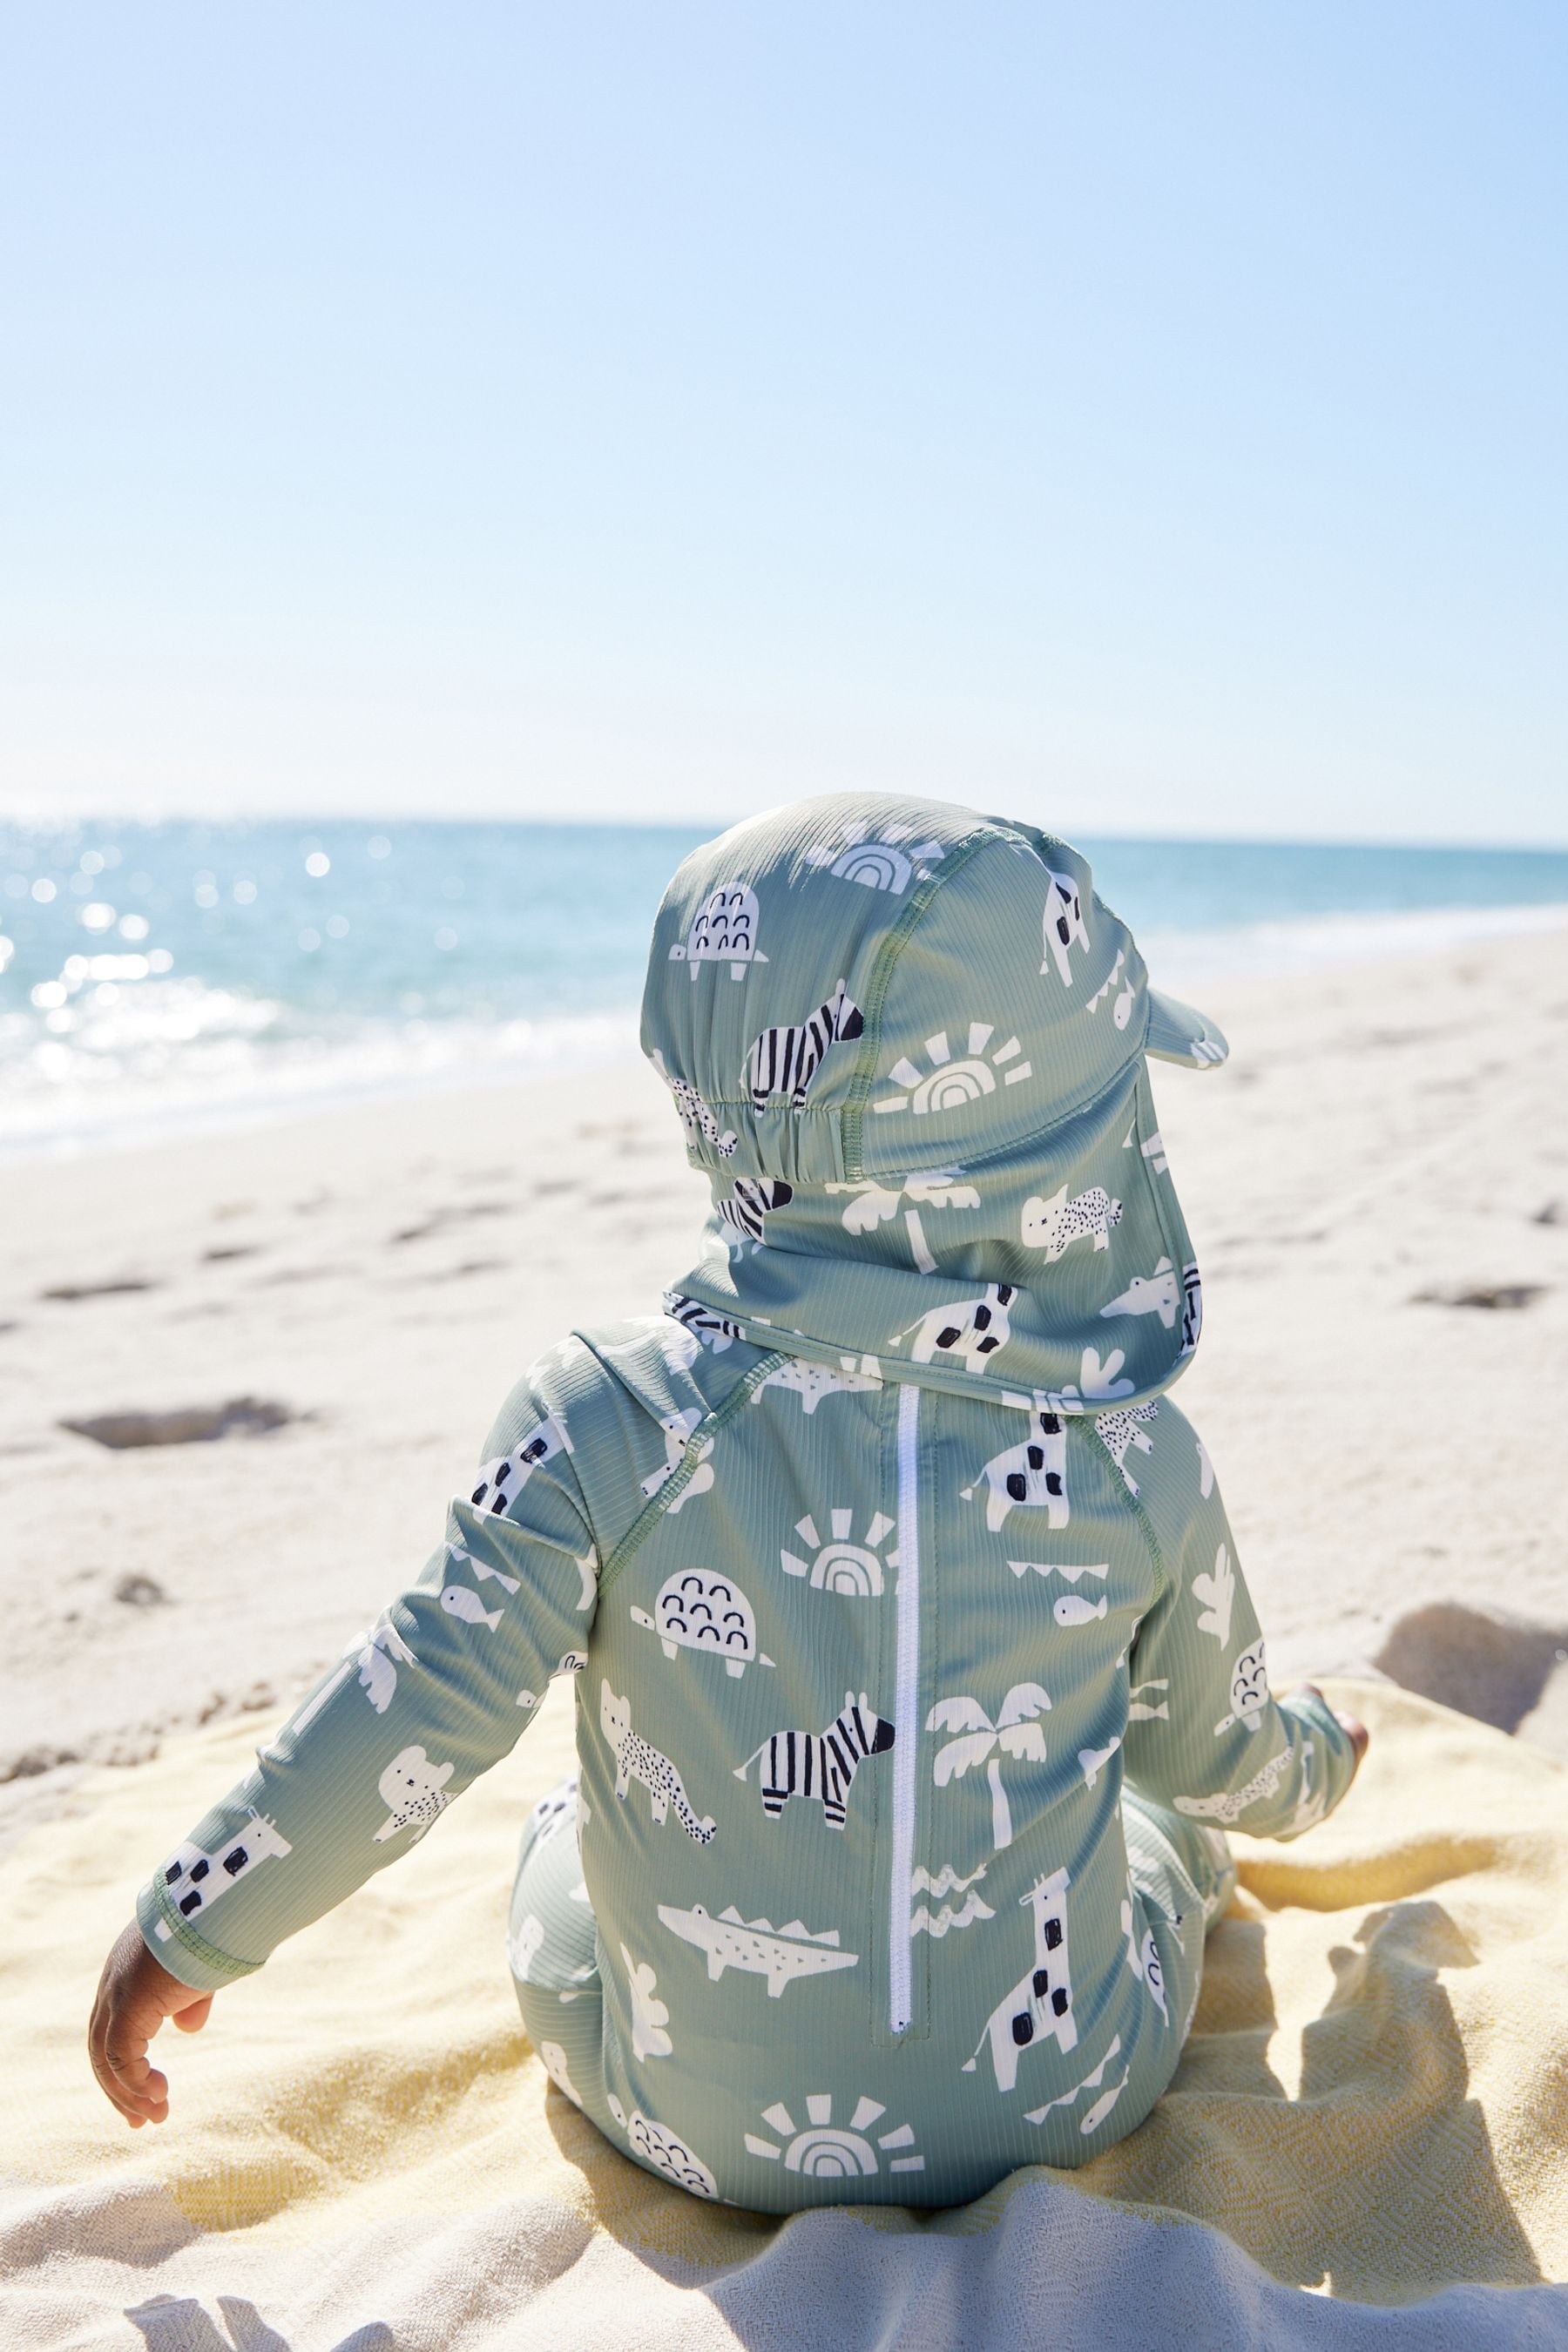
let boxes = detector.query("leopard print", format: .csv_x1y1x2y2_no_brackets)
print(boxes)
599,1681,716,1843
1056,1186,1122,1250
1095,1401,1160,1495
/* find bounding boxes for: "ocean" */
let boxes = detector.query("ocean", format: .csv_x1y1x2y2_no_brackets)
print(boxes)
2,817,1565,1159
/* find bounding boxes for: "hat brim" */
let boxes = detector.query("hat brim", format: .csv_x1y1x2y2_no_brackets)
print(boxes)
1146,988,1228,1069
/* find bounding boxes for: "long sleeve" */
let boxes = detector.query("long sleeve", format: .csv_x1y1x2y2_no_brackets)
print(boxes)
1119,1408,1358,1839
136,1370,600,1993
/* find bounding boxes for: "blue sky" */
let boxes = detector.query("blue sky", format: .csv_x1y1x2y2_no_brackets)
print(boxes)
2,4,1564,842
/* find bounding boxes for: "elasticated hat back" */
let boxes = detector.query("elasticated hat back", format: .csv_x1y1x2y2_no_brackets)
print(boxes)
643,793,1227,1412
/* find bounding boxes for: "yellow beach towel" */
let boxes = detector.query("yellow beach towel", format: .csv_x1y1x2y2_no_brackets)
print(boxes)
3,1678,1565,2351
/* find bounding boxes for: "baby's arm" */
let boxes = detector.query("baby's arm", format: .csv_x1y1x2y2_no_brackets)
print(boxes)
1119,1408,1362,1837
90,1364,598,2127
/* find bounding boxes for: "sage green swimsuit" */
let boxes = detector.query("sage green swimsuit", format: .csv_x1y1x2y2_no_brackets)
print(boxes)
137,794,1357,2211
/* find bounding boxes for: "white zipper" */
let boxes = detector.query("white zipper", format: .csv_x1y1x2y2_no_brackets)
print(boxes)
889,1380,921,2036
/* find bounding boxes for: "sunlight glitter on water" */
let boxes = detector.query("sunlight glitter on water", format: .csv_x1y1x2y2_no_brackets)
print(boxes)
2,818,1565,1158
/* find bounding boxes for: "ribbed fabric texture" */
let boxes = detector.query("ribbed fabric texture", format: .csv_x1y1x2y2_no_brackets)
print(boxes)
135,793,1358,2213
649,798,1216,1409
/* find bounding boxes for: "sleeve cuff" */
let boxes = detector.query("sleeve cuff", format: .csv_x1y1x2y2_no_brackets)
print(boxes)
1275,1690,1360,1835
136,1876,267,1994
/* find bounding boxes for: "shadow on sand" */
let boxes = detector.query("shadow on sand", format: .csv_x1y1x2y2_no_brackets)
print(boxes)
532,1889,1541,2308
1374,1602,1568,1738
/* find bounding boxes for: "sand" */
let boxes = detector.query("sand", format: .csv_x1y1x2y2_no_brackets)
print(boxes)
3,926,1566,1865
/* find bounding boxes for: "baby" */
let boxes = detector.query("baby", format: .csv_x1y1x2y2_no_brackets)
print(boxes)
91,794,1365,2208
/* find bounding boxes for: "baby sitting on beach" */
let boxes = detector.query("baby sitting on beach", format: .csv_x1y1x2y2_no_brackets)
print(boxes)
91,793,1366,2209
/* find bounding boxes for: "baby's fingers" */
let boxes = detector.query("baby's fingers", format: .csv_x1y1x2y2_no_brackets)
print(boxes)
172,1994,213,2033
88,1921,204,2126
91,2016,169,2126
108,2038,170,2118
1335,1709,1370,1763
1287,1683,1369,1775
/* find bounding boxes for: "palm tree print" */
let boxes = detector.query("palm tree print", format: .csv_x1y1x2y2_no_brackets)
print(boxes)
927,1683,1051,1851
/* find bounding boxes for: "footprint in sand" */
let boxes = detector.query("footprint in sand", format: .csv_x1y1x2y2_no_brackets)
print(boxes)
392,1201,512,1244
1375,1602,1568,1750
39,1278,157,1302
255,1264,354,1286
59,1398,297,1450
405,1258,509,1283
114,1574,171,1607
1411,1283,1548,1312
2,1744,82,1783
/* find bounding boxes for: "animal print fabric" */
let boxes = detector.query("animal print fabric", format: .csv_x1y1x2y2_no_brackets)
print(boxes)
135,794,1359,2212
505,1767,1237,2173
646,793,1217,1412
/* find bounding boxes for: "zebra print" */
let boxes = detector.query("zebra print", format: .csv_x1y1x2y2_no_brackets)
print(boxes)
734,1693,895,1830
1179,1260,1203,1355
747,979,864,1112
716,1178,793,1247
663,1291,744,1351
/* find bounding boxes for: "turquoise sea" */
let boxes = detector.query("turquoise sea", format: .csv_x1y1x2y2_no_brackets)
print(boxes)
2,818,1565,1157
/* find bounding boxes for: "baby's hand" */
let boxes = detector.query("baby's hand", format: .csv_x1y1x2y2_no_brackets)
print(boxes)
89,1920,216,2128
1289,1682,1369,1772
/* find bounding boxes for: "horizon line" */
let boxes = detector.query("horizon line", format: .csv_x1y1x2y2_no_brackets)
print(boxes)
2,804,1567,860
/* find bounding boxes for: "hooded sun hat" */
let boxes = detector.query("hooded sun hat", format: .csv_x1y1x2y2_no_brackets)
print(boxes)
643,792,1228,1416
